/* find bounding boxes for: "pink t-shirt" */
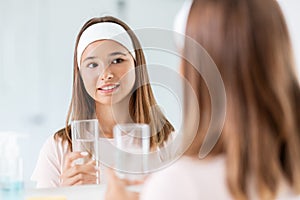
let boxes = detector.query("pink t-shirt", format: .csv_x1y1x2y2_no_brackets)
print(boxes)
31,133,179,188
140,156,300,200
31,136,69,188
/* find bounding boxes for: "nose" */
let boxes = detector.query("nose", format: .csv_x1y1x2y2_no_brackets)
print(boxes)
100,70,114,81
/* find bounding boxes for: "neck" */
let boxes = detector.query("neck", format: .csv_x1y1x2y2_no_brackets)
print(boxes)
95,96,133,138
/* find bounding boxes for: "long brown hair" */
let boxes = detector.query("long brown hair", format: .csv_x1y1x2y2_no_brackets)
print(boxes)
182,0,300,199
55,16,174,149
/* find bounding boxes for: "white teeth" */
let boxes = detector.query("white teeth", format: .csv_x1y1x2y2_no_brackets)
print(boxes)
101,84,119,91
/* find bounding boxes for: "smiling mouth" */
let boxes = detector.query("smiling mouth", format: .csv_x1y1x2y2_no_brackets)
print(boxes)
98,83,120,93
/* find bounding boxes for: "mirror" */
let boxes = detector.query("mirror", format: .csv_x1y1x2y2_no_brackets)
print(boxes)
0,0,299,188
0,0,186,187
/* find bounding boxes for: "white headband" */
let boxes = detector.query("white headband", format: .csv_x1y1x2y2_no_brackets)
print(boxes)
77,22,136,68
173,0,193,51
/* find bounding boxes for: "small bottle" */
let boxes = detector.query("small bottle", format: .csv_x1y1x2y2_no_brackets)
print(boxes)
0,134,24,200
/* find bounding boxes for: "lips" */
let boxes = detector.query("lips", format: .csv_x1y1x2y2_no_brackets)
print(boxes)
98,83,120,93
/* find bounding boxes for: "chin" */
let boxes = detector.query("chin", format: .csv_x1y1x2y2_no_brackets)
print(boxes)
95,97,123,105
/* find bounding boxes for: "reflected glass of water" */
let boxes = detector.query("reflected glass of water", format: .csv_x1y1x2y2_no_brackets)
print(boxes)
113,123,150,181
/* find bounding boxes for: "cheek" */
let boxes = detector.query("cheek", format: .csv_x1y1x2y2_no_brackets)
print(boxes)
121,67,136,89
81,74,97,96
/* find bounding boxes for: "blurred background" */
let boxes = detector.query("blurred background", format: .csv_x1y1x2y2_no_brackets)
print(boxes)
0,0,299,187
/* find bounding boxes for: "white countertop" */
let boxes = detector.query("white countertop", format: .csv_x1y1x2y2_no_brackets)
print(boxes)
23,184,142,200
24,184,106,200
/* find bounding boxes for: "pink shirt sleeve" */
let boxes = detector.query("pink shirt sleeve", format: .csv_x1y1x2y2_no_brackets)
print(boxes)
140,158,195,200
140,156,231,200
31,135,70,188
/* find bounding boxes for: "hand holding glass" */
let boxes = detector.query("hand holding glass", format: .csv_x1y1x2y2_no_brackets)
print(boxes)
71,119,99,183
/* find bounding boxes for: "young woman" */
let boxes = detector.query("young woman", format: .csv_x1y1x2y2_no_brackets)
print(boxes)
105,0,300,199
32,16,174,188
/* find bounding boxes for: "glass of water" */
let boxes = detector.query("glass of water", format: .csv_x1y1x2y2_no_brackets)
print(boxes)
113,123,150,181
71,119,99,183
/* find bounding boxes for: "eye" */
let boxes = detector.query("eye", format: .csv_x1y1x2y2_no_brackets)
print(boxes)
111,58,124,64
86,62,98,68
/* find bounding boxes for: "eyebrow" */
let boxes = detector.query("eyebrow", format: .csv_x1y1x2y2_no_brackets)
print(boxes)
82,52,127,63
108,51,127,57
82,56,97,63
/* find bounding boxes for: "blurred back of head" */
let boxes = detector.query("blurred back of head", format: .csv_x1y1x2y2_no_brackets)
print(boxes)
181,0,300,199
